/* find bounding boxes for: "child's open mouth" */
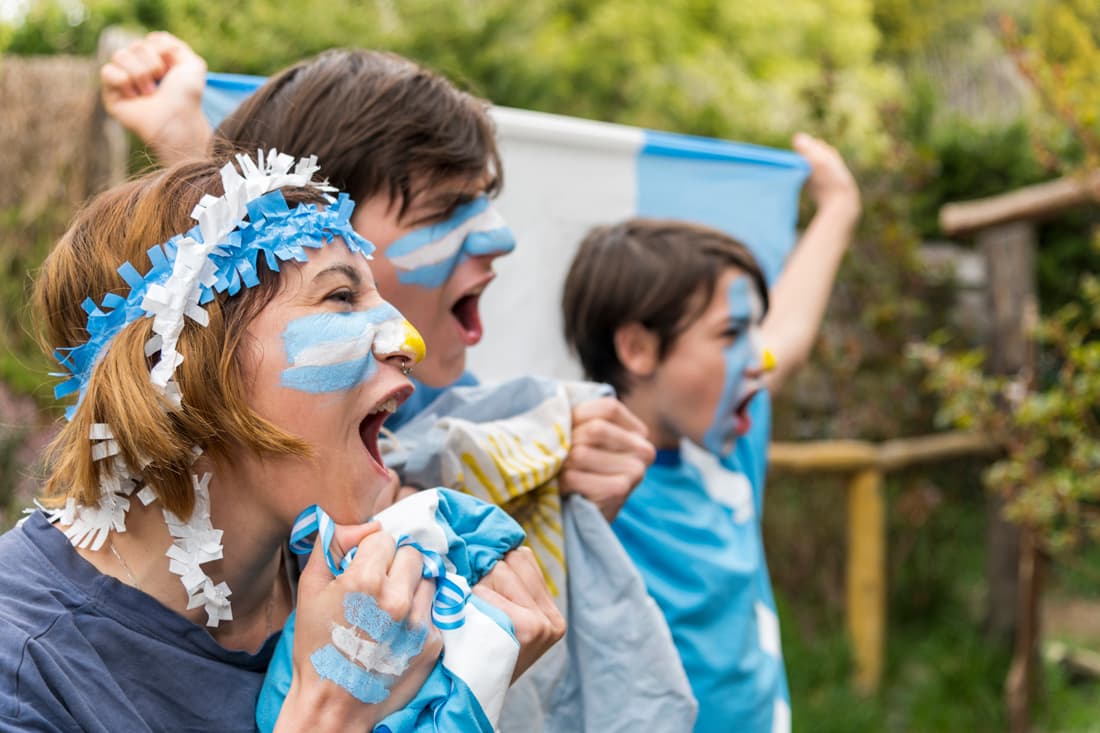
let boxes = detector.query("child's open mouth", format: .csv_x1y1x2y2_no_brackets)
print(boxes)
451,291,483,345
733,389,759,435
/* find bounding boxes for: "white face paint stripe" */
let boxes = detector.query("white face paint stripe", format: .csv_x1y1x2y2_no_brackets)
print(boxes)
387,207,508,271
330,623,414,677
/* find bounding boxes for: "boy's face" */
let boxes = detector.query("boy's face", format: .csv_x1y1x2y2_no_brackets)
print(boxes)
351,171,515,387
651,268,767,455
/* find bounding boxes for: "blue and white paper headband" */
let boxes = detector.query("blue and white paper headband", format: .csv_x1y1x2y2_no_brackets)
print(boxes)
53,150,373,418
45,150,393,626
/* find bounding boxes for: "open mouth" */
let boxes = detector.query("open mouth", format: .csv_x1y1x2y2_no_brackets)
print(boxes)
358,388,411,473
451,283,489,346
733,389,759,435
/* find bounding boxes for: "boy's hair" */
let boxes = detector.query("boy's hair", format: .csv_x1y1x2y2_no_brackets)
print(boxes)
562,218,769,397
34,159,326,518
213,49,502,216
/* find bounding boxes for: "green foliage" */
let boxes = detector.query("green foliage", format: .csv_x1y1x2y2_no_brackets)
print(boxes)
5,0,899,156
0,204,64,402
914,259,1100,554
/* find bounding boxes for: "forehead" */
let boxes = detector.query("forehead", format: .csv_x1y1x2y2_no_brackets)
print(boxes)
700,268,758,320
404,169,496,214
279,237,375,286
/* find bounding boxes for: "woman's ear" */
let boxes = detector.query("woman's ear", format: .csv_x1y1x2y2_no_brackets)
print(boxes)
614,322,660,378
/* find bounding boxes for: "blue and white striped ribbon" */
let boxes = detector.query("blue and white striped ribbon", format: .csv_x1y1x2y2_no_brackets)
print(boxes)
289,504,471,630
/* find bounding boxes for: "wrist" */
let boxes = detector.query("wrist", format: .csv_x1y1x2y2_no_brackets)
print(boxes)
274,675,380,733
815,192,862,223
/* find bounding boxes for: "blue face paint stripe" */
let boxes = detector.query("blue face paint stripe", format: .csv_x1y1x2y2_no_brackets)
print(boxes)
280,354,378,393
463,227,517,257
344,592,398,640
703,277,758,457
385,196,492,257
279,303,405,394
310,644,390,704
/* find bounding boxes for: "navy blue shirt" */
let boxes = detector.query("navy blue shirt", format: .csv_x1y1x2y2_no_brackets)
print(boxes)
0,512,279,732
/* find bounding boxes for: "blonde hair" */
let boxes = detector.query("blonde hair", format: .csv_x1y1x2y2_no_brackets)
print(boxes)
34,159,328,518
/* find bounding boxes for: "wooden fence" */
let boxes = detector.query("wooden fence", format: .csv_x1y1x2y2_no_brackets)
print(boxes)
769,432,996,693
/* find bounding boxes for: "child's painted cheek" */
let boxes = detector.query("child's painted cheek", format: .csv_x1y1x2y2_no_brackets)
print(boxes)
702,278,755,456
280,302,416,393
384,195,515,288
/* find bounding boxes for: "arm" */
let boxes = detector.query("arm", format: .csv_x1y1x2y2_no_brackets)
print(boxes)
761,133,861,393
100,32,213,165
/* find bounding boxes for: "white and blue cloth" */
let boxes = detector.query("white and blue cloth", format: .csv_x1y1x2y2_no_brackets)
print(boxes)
256,489,525,733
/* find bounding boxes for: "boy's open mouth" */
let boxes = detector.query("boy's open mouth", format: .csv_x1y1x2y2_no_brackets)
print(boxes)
451,291,483,345
733,389,759,435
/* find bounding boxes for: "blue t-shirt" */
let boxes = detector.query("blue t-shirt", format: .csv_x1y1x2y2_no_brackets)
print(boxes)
0,512,278,732
612,393,789,733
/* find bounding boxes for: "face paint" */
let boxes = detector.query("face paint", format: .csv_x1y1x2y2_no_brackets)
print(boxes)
701,277,766,457
280,302,423,393
308,591,428,702
385,195,516,288
310,643,391,704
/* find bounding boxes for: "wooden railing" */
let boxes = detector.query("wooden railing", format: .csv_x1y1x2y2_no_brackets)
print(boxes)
769,432,997,693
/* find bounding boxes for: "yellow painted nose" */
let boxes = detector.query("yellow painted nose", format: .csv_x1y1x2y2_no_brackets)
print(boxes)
402,319,427,364
761,348,777,373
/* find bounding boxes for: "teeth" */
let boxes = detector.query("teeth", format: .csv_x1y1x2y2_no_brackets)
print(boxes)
368,398,398,415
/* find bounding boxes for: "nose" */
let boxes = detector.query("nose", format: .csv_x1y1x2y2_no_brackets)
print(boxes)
372,317,427,369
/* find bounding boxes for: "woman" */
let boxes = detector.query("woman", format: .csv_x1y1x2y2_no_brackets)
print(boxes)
0,151,561,732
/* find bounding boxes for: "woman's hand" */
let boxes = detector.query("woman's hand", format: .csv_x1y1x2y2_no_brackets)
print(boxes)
100,31,212,164
473,546,567,681
275,523,442,732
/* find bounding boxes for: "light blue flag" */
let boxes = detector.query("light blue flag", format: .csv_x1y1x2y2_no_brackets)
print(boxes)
200,72,808,384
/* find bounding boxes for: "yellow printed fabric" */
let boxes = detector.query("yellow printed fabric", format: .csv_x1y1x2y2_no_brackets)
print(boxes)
380,377,607,603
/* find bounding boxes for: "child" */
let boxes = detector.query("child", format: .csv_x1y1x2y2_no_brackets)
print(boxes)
561,134,860,733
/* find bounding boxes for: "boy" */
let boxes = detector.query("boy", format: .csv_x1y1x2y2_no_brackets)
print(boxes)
561,134,860,732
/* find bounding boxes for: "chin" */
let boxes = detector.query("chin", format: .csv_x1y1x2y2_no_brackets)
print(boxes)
415,354,467,388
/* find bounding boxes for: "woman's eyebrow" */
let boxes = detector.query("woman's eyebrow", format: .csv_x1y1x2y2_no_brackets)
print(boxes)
312,264,362,286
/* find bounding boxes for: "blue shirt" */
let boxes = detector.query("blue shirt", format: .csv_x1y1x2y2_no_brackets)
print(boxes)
612,393,789,733
0,512,278,732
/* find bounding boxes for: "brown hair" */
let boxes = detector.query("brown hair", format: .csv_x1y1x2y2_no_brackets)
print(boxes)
34,159,329,518
562,218,769,397
213,49,501,217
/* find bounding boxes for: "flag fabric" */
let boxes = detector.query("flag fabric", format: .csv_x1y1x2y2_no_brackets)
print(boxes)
255,489,525,733
201,73,808,384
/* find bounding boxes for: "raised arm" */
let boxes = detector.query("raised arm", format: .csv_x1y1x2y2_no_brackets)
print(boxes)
100,32,213,165
760,133,861,393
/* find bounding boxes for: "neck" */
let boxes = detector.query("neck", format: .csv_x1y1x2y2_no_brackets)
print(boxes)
620,390,680,451
80,459,292,652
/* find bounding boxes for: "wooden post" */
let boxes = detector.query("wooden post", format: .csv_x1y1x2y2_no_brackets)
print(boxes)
980,220,1040,731
846,467,885,693
87,27,137,195
979,220,1037,645
1006,530,1044,733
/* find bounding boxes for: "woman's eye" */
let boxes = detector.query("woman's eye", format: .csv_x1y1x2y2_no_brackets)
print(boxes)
326,289,356,305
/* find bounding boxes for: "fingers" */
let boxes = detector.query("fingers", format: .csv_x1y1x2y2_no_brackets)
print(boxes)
499,547,559,622
103,41,165,98
572,397,649,438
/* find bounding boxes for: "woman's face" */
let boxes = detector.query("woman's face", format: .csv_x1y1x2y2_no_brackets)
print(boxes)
233,240,418,526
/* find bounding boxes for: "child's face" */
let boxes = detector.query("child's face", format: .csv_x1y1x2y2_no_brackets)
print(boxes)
351,172,515,388
652,268,767,455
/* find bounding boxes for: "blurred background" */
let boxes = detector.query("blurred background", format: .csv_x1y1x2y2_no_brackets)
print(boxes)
1,1,1098,730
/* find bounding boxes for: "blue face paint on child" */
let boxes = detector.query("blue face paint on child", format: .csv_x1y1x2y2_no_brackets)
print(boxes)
280,302,422,393
702,276,766,457
385,195,516,288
